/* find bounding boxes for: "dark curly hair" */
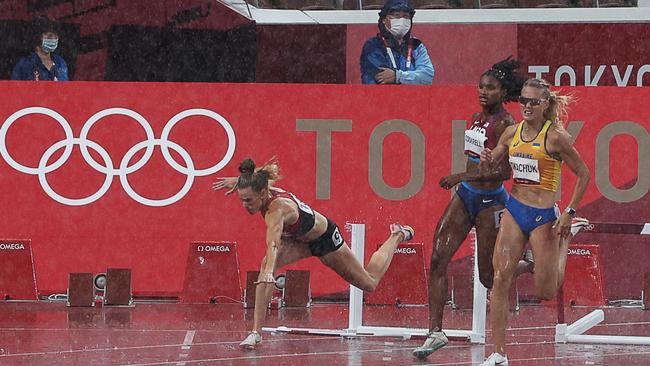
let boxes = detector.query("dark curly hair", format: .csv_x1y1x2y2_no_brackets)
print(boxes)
482,57,525,103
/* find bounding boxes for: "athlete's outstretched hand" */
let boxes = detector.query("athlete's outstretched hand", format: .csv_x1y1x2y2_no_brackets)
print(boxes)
212,177,238,195
439,174,461,190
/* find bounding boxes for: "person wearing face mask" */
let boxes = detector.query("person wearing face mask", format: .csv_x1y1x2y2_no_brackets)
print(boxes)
360,0,434,85
11,16,69,81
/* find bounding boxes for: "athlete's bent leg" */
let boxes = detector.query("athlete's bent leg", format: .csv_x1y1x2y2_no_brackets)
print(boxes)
319,224,413,292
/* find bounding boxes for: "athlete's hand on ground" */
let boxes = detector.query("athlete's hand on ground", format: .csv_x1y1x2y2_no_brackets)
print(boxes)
212,177,238,195
254,272,276,285
439,174,461,190
552,213,572,239
375,67,396,84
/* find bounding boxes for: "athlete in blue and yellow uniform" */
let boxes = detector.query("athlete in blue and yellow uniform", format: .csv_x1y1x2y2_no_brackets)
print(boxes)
506,119,562,236
414,58,529,359
479,79,590,366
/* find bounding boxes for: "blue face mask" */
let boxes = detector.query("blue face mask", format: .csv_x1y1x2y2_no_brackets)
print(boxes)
41,38,58,53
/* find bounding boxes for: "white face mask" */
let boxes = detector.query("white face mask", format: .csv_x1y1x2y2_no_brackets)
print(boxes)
41,38,59,53
388,18,411,38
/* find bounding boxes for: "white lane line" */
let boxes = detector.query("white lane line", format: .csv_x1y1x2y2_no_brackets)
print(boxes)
176,331,195,365
121,347,650,366
0,336,336,358
181,331,196,350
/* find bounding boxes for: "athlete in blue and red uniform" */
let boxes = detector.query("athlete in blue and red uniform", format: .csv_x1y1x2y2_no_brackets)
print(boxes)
213,158,414,349
414,58,528,358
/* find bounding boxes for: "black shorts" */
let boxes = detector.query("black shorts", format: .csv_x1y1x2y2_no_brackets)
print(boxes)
307,218,345,257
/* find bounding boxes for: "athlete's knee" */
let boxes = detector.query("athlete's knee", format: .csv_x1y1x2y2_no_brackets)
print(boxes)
357,279,378,292
429,249,451,274
492,269,513,289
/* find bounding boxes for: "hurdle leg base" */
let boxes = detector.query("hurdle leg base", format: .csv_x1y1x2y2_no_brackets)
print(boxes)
566,309,604,336
556,309,650,345
555,323,568,343
262,325,475,342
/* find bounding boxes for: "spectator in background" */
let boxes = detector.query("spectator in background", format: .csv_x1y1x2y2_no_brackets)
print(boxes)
12,16,69,81
360,0,434,85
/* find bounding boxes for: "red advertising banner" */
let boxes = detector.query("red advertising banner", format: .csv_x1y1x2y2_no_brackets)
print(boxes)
366,242,428,305
563,244,606,306
181,241,242,303
0,239,38,300
0,82,647,298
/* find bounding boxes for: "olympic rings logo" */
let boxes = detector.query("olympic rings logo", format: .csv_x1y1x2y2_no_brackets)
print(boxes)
0,107,236,207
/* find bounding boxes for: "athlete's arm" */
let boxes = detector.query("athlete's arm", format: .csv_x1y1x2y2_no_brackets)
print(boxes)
480,124,516,172
212,177,281,195
212,177,238,195
256,203,285,284
440,119,514,189
549,129,591,239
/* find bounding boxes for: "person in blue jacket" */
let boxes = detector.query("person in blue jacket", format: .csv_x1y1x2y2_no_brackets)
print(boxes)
11,16,69,81
360,0,434,85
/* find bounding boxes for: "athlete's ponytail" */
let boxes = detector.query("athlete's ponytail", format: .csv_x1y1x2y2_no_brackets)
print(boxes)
237,157,282,192
483,56,526,103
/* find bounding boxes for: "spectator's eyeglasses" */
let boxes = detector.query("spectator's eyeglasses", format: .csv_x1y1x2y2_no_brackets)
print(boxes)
518,96,547,106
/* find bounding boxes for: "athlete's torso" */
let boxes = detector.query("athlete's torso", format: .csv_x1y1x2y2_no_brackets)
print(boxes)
508,120,562,193
260,189,317,239
463,109,511,191
464,108,509,162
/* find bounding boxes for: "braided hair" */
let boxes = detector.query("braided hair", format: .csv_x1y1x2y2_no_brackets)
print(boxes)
483,57,526,103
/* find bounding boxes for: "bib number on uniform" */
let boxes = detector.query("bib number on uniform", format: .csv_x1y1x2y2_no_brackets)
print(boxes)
331,227,344,249
494,208,505,228
464,128,487,158
509,156,540,184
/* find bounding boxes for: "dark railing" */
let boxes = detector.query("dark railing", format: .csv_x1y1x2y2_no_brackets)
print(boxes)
245,0,637,9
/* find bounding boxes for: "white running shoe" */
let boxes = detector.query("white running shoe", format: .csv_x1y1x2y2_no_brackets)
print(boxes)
390,223,414,241
570,217,590,236
480,352,508,365
239,331,262,349
412,331,448,358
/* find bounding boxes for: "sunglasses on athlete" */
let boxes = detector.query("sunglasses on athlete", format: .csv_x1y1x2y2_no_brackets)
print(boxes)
518,96,547,106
